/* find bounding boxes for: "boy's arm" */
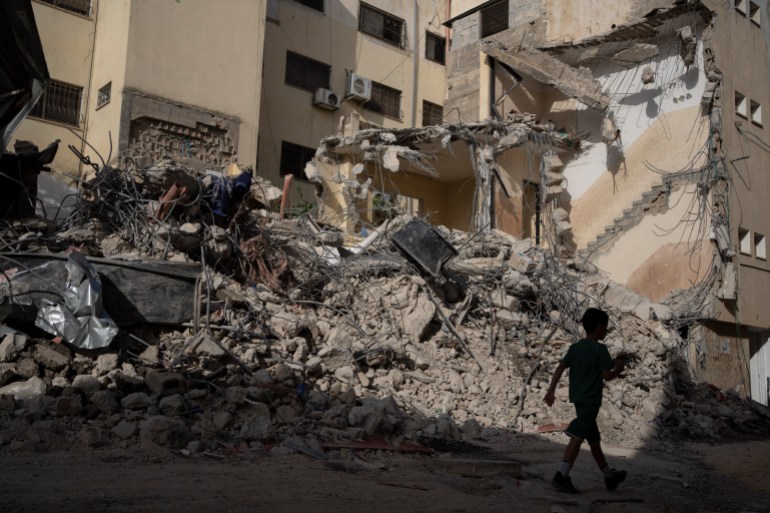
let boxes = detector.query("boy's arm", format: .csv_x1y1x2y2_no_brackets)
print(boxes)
601,358,625,381
544,362,566,406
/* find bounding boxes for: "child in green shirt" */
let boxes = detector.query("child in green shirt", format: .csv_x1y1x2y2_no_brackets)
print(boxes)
544,307,626,494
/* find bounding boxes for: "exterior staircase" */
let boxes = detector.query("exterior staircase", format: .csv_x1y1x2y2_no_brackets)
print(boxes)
580,173,692,258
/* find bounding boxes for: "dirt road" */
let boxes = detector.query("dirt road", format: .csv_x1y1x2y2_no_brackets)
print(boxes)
1,436,768,513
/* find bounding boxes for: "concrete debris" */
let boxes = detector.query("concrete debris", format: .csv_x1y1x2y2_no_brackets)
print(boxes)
677,26,697,67
0,157,764,459
612,43,659,66
481,41,610,111
642,66,656,84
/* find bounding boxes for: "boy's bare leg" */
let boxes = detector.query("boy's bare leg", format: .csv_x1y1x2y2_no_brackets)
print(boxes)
589,442,608,468
563,436,582,464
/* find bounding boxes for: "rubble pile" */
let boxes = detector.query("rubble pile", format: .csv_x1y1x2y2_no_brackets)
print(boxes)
0,162,766,456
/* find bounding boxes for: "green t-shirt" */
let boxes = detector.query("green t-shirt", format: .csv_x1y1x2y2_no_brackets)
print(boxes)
561,338,614,404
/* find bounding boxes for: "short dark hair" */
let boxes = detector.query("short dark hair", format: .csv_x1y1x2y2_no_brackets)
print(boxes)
581,307,609,333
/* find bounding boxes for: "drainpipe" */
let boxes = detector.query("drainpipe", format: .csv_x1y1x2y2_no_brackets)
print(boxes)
411,0,419,127
80,0,100,177
445,0,451,63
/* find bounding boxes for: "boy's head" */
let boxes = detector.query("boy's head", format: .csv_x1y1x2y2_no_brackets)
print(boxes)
581,308,609,339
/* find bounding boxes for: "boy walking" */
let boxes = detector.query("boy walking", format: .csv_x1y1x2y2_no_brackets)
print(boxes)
543,308,626,494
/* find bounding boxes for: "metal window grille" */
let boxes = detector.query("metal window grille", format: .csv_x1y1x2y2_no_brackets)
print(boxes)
294,0,324,12
481,0,509,38
359,2,405,48
38,0,91,16
97,82,111,109
30,80,83,126
280,141,316,178
365,81,402,119
285,51,331,92
422,100,443,126
425,32,446,64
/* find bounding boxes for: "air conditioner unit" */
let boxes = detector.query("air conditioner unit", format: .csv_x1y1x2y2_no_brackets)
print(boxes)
346,72,372,102
313,88,340,110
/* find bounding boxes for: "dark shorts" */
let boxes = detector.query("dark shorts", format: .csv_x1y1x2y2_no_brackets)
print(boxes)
565,402,601,445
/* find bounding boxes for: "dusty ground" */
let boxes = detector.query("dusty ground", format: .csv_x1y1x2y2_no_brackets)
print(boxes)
1,435,768,513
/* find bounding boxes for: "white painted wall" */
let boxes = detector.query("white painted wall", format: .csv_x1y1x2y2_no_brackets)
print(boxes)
563,33,707,201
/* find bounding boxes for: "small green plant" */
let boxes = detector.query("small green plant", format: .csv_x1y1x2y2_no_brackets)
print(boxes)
285,186,316,218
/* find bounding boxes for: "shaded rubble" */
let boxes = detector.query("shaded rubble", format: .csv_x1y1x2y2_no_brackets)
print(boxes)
0,162,766,458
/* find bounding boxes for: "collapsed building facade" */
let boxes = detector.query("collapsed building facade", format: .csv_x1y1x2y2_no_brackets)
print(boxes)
308,0,770,408
2,0,770,470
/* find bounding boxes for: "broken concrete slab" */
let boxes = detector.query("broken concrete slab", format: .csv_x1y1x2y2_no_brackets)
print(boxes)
481,41,610,111
612,43,659,66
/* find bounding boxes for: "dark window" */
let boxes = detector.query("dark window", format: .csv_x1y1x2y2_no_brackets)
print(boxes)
280,141,316,178
285,51,331,92
365,81,402,119
359,2,405,47
29,80,83,126
422,100,443,126
293,0,324,12
38,0,91,16
96,82,111,109
425,32,446,65
481,0,509,38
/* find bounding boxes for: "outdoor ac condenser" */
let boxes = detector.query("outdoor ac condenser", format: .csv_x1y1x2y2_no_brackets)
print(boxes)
345,72,372,102
313,88,340,110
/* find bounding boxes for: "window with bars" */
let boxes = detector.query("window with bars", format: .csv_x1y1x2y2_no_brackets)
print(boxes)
422,100,443,126
37,0,91,16
425,32,446,65
293,0,324,12
359,2,405,48
481,0,509,38
96,82,111,109
280,141,316,179
365,81,402,119
29,80,83,126
285,51,331,93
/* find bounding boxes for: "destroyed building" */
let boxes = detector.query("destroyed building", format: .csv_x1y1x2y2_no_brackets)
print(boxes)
2,0,769,464
303,0,770,410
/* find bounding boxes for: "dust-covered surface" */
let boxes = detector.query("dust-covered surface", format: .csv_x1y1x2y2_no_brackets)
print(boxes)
0,438,768,513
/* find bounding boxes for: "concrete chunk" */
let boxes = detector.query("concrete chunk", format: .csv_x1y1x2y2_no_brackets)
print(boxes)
0,334,28,362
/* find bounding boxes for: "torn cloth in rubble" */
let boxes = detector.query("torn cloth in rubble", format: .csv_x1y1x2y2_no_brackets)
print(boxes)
35,251,118,349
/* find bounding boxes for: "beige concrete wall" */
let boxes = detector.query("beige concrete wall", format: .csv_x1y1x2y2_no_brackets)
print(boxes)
592,183,711,299
83,0,131,170
625,240,712,302
12,1,98,176
259,0,448,202
568,106,707,248
710,1,770,327
544,1,639,44
122,0,266,168
690,322,752,396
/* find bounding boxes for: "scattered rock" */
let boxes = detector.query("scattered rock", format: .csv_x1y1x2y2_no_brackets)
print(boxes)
0,376,46,402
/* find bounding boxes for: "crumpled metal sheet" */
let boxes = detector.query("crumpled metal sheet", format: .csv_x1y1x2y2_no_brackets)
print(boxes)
35,251,118,349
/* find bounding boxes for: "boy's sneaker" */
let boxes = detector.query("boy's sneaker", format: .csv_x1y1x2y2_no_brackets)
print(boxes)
552,471,580,494
605,469,627,491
